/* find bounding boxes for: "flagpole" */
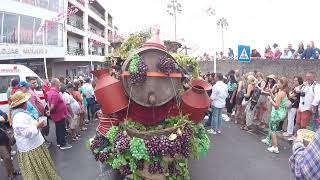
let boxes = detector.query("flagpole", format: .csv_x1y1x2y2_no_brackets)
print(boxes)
42,21,48,79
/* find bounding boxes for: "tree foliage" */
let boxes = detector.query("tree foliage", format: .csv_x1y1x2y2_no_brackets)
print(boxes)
170,53,200,78
113,29,152,60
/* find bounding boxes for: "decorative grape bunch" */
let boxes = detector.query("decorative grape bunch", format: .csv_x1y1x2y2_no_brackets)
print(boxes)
107,126,119,143
180,124,193,158
144,127,192,158
119,164,132,176
90,136,104,151
129,137,150,161
115,132,130,154
137,160,144,171
157,55,177,76
129,54,148,84
168,162,180,176
98,151,108,163
148,161,164,174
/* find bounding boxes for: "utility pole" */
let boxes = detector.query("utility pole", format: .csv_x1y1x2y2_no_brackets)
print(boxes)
167,0,182,41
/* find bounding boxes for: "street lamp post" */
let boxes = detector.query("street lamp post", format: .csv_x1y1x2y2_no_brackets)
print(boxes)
217,17,228,53
167,0,182,41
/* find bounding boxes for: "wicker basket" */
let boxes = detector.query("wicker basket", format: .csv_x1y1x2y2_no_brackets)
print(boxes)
122,122,186,139
137,162,166,180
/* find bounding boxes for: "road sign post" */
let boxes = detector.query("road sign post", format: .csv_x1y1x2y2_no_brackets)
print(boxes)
238,45,251,62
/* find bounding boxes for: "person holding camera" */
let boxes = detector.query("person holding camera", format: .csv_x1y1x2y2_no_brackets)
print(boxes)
295,72,320,131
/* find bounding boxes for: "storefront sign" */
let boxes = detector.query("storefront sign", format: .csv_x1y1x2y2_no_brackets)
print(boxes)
0,45,63,59
22,48,48,55
0,47,19,56
0,47,47,56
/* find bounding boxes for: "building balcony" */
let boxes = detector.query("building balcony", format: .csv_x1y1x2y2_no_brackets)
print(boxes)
88,27,105,38
67,46,84,56
108,14,113,28
89,4,105,20
67,18,84,30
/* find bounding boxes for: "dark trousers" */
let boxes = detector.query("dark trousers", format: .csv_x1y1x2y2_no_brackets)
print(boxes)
86,98,96,121
0,144,14,176
55,119,66,146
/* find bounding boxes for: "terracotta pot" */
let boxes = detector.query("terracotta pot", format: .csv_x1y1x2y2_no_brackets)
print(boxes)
97,126,108,137
181,80,212,123
92,69,128,114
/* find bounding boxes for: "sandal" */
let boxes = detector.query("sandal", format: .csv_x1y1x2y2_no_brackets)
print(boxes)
13,171,21,176
243,126,249,131
8,176,16,180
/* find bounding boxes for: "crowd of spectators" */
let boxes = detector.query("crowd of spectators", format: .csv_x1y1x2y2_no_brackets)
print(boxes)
199,41,320,61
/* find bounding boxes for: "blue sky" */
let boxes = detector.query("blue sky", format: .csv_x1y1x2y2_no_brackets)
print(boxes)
107,0,320,56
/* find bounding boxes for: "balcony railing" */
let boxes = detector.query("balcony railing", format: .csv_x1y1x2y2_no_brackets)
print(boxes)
67,18,84,30
108,21,113,28
88,27,105,38
89,5,105,20
67,46,84,56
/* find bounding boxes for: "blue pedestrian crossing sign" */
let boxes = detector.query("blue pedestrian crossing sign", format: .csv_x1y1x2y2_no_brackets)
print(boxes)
238,45,251,62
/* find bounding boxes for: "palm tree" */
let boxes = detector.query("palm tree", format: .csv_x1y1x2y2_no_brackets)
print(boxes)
167,0,182,41
217,17,229,53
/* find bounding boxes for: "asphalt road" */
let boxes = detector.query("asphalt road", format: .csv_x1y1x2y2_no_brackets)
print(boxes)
1,119,294,180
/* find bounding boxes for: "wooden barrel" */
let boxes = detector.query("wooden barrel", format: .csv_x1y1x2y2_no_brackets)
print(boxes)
121,47,182,107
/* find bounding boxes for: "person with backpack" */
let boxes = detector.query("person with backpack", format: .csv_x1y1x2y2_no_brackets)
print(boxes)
253,72,266,122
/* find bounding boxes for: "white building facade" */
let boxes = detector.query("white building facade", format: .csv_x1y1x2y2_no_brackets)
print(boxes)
0,0,115,79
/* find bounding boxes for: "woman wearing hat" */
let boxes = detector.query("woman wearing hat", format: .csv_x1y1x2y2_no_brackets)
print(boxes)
255,74,277,129
10,91,60,180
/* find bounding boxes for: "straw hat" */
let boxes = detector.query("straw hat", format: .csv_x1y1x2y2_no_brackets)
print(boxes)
267,74,276,80
10,91,31,108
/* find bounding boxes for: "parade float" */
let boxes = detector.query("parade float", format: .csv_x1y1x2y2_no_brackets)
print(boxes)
90,29,211,180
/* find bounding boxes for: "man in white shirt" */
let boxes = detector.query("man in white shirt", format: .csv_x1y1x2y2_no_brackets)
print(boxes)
208,73,228,134
296,72,320,130
82,78,96,123
280,48,293,59
63,84,81,141
310,72,320,131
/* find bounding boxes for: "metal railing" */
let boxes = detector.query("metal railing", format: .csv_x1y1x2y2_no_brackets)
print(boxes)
67,18,84,30
67,46,84,56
